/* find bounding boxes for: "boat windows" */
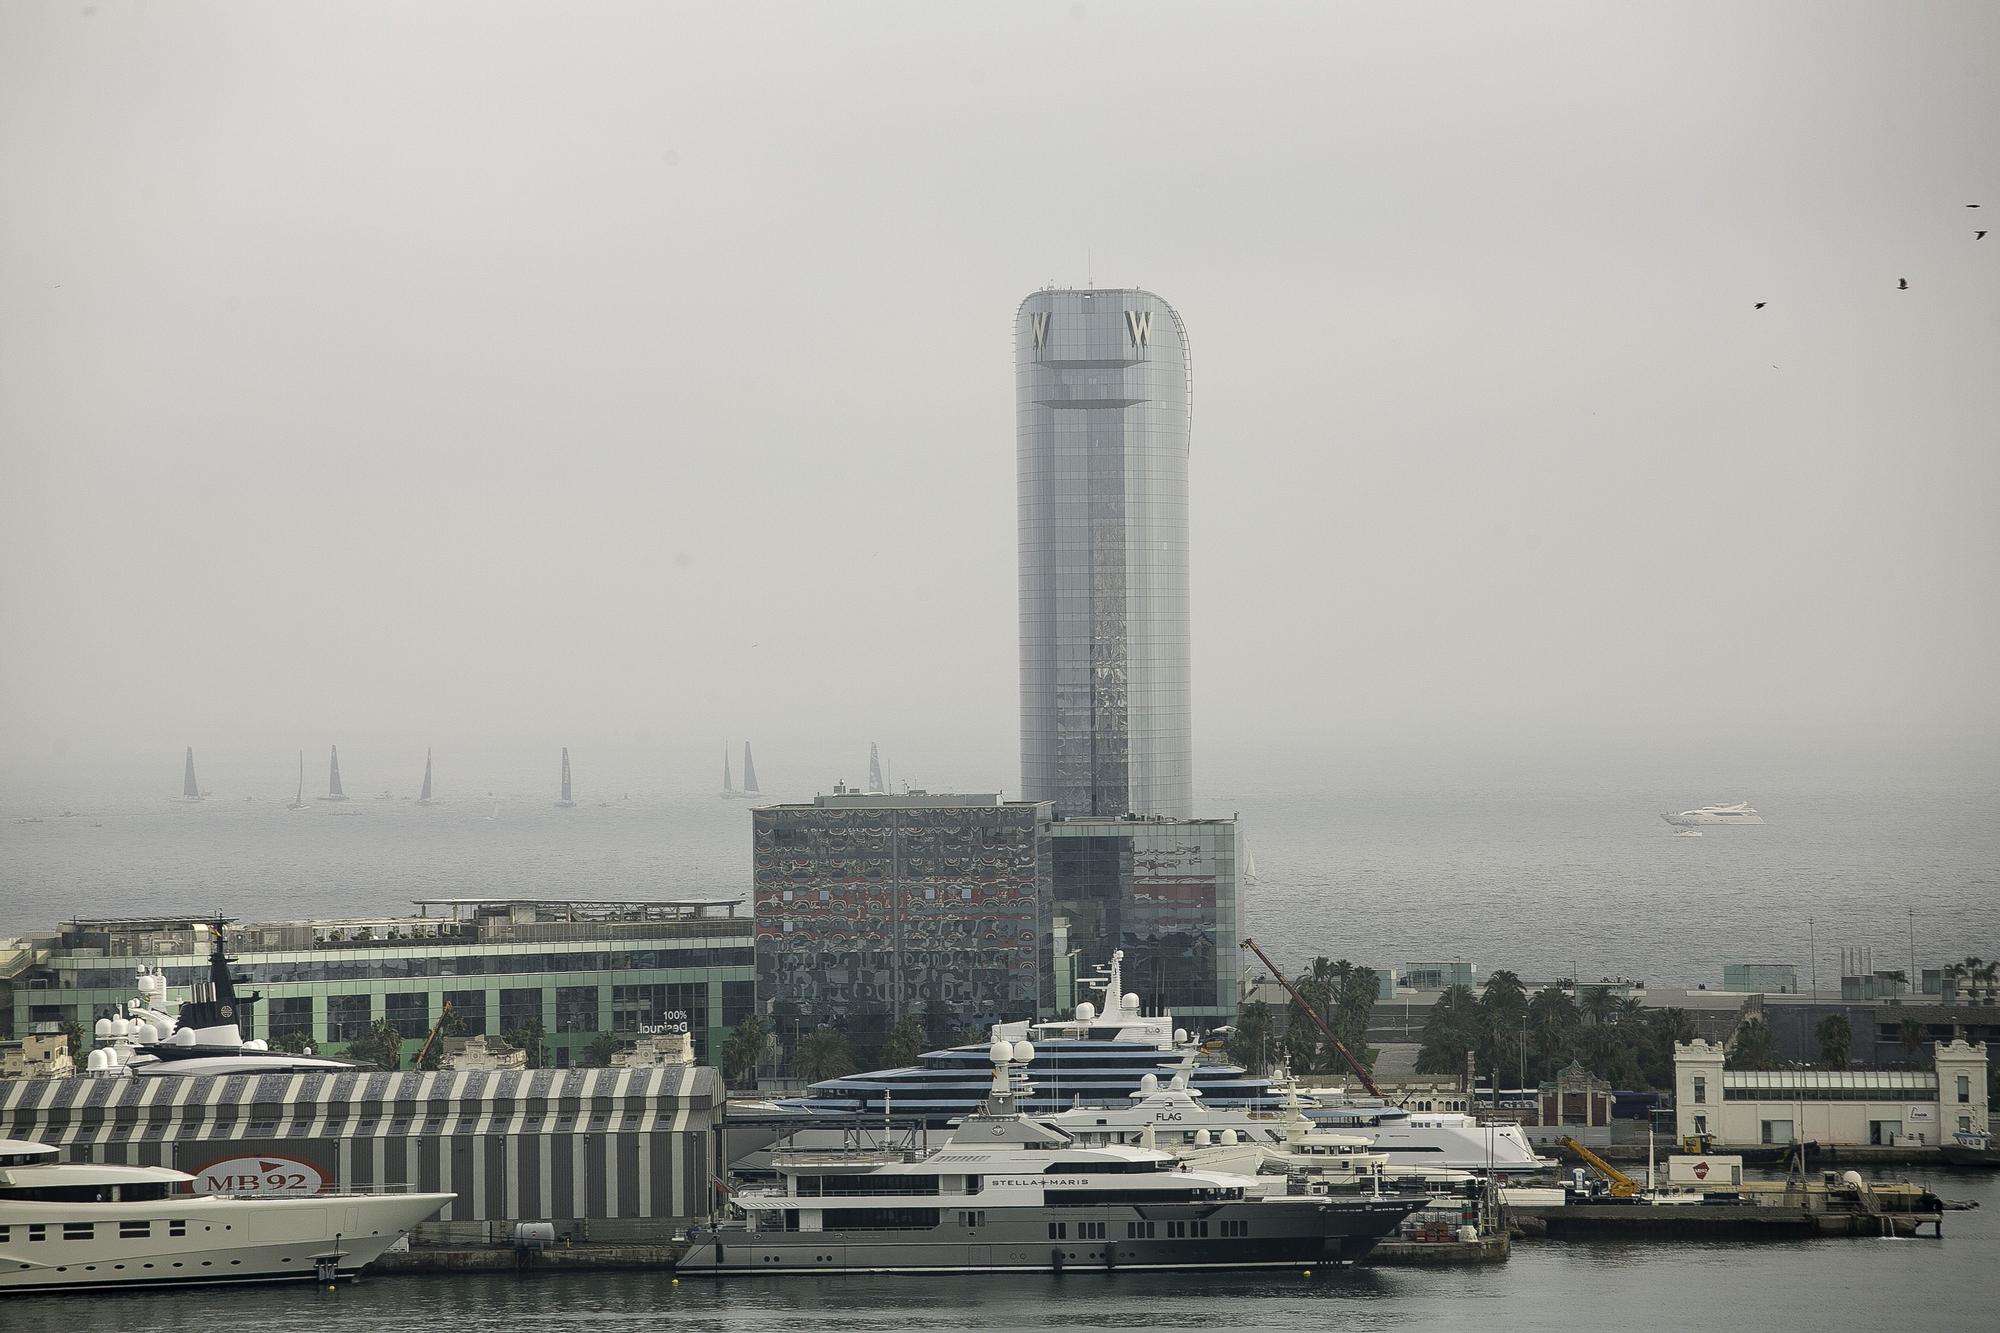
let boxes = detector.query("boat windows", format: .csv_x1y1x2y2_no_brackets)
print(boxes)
1219,1219,1249,1238
817,1208,940,1231
955,1210,986,1228
118,1220,152,1239
169,1220,187,1237
793,1174,940,1198
64,1222,95,1241
1046,1222,1067,1239
1126,1220,1155,1239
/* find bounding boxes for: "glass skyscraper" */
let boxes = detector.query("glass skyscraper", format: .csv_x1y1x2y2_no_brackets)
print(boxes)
1016,288,1193,819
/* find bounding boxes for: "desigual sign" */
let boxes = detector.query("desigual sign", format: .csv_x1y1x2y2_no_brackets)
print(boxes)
191,1154,326,1196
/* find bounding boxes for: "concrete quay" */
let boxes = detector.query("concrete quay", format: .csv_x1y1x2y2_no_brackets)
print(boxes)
374,1242,687,1275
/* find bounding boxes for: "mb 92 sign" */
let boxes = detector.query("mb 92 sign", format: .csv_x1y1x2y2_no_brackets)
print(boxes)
191,1154,325,1195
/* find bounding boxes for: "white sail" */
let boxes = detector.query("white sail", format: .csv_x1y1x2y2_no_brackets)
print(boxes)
557,747,575,806
418,749,433,803
741,742,760,795
722,745,734,794
288,750,304,809
181,747,201,801
867,742,884,793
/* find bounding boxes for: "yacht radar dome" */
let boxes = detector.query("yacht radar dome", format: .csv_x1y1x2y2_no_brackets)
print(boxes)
1124,993,1141,1011
988,1039,1013,1066
1012,1040,1035,1063
1076,1001,1096,1021
1140,1073,1160,1092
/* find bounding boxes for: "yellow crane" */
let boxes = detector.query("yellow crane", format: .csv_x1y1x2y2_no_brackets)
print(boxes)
1558,1135,1642,1198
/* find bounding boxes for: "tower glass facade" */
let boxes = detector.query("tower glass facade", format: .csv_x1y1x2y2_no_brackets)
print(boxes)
1017,288,1192,819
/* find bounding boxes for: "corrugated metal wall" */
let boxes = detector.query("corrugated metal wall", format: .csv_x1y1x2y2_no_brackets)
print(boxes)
0,1066,722,1241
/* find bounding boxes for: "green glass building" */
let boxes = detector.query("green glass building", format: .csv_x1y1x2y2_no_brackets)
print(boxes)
3,898,754,1067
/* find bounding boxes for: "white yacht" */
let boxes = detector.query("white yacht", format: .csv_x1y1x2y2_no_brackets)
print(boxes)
683,1042,1425,1275
0,1138,450,1293
1300,1094,1554,1175
84,926,358,1079
1046,1073,1478,1194
1661,802,1766,827
730,953,1269,1168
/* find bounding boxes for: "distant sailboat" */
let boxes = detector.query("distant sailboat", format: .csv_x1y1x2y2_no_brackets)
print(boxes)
417,749,434,805
286,751,305,810
180,747,203,802
319,745,349,801
719,745,737,799
556,747,576,807
867,742,884,793
741,742,761,799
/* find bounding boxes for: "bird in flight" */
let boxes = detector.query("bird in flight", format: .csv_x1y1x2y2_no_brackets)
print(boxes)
1753,302,1767,309
1897,278,1909,290
1978,231,1989,240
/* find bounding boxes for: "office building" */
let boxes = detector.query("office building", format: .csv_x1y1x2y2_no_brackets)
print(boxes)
753,789,1053,1050
1017,287,1193,819
2,899,754,1068
1046,813,1238,1025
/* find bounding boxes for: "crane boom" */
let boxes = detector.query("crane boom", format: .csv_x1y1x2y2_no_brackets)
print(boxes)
414,1000,455,1070
1238,937,1382,1098
1559,1134,1641,1197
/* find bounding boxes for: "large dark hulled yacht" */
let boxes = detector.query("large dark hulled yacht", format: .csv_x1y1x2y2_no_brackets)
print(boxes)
686,1040,1424,1275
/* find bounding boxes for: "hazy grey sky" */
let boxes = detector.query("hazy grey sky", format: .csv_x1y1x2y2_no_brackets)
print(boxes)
3,2,1996,791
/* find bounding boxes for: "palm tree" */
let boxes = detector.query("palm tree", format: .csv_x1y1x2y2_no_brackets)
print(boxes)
1898,1017,1927,1064
1580,986,1618,1028
1612,996,1646,1029
1727,1016,1781,1070
580,1031,623,1068
795,1026,855,1083
1649,1007,1695,1045
878,1017,923,1070
722,1015,770,1087
1814,1013,1852,1067
1228,1000,1278,1075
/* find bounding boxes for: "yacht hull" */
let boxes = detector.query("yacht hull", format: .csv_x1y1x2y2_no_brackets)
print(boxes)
0,1191,452,1295
678,1197,1419,1275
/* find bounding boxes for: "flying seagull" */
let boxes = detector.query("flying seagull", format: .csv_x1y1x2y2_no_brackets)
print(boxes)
1753,302,1767,309
1897,278,1909,290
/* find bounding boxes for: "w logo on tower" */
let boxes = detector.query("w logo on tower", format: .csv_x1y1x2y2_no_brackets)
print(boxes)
1125,309,1152,348
1029,311,1053,350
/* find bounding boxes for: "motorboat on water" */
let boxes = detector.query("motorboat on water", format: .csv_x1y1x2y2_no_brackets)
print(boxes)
1672,828,1703,837
682,1041,1426,1275
1045,1072,1480,1195
1299,1091,1554,1176
0,1137,450,1293
729,952,1268,1167
84,926,360,1079
1661,802,1765,828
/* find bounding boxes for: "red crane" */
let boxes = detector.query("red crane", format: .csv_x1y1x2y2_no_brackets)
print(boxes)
1239,937,1383,1098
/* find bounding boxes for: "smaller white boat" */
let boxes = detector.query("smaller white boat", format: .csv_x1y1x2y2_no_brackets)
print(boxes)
1672,828,1703,838
1661,802,1765,827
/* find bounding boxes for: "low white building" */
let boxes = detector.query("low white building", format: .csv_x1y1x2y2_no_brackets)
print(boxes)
1674,1038,1988,1147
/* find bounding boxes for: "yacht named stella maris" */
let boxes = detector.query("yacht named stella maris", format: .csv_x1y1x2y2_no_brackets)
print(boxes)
681,1041,1426,1275
0,1138,450,1293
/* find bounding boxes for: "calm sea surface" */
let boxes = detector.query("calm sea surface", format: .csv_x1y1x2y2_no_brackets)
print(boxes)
1,743,1995,986
3,1167,1995,1332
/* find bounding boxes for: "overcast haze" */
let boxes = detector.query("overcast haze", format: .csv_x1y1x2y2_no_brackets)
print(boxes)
3,1,1997,797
